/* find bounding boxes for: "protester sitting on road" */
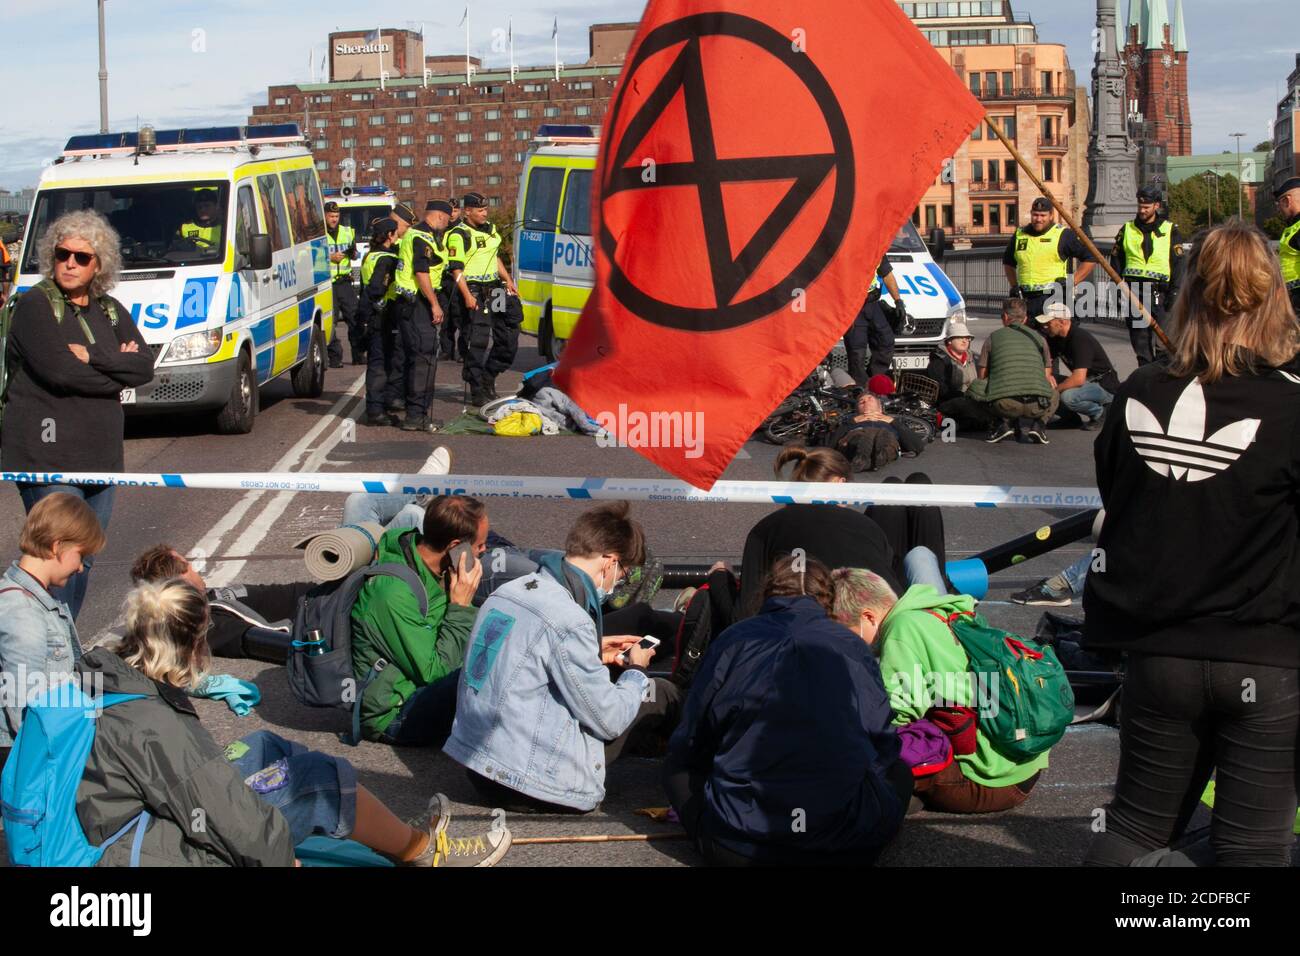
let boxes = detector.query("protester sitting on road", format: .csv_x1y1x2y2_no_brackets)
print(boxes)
129,544,307,660
0,494,105,767
829,390,925,473
443,502,684,814
663,555,911,865
66,579,509,866
1083,221,1300,867
1034,301,1120,431
2,209,154,620
350,495,486,747
739,447,902,615
866,473,952,593
834,571,1050,814
342,448,452,533
965,297,1058,445
924,321,986,431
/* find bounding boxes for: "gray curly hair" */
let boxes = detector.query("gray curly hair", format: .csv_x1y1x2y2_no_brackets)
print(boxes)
37,209,122,298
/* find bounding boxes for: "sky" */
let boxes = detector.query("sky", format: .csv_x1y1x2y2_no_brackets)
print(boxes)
0,0,1293,191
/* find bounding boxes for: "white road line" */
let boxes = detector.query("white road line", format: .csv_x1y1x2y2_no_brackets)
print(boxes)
200,374,366,587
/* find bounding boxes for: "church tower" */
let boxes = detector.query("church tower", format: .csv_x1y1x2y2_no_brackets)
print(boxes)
1122,0,1192,156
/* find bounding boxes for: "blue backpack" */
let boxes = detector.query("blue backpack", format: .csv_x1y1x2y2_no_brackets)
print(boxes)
1,682,152,867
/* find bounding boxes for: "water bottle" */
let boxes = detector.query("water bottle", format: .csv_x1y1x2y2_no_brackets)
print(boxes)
302,628,327,656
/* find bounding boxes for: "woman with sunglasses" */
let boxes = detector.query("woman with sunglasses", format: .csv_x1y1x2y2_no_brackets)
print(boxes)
1,210,153,620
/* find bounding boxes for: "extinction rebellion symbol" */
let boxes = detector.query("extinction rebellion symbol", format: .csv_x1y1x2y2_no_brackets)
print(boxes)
600,13,856,332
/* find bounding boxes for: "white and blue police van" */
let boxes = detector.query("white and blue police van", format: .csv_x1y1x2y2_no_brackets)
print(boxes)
14,124,333,434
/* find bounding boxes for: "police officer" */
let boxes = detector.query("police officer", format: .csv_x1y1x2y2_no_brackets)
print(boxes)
447,192,523,406
323,201,360,368
1109,184,1184,365
843,259,908,385
359,217,404,426
391,200,453,432
1275,176,1300,315
176,190,222,250
1004,197,1096,319
439,197,467,362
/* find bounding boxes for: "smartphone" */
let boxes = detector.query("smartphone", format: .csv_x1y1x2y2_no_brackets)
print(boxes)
618,635,660,665
447,542,475,574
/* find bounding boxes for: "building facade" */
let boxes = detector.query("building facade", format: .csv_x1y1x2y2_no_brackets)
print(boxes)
898,1,1089,247
1167,151,1271,217
1122,0,1192,157
250,24,635,208
1269,54,1300,197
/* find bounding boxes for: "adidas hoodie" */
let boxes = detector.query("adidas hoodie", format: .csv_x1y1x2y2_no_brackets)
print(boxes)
1083,356,1300,668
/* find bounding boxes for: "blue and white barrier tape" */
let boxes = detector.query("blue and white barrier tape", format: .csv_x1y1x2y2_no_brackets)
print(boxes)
0,471,1102,509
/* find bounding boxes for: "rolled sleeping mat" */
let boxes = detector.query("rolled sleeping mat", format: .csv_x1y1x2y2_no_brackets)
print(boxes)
244,626,292,665
295,522,384,582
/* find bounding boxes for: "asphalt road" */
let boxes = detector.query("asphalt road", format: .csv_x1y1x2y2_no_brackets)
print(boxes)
0,320,1218,866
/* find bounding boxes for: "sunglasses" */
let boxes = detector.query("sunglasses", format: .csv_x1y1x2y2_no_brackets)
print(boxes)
54,247,96,267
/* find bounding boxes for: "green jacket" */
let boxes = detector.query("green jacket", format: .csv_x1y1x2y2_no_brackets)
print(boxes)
877,585,1049,788
967,323,1054,404
349,528,477,739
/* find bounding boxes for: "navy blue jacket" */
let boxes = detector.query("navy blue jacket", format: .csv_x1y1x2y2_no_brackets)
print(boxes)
663,596,905,863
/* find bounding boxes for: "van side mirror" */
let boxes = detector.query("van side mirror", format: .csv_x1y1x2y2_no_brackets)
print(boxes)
928,228,948,263
249,234,273,271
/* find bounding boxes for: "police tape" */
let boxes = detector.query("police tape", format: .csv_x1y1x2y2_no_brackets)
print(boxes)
0,470,1103,509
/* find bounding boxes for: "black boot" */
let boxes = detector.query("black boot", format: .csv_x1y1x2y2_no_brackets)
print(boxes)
846,348,869,387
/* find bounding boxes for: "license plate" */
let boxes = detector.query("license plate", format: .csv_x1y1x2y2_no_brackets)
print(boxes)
893,355,929,370
120,389,136,405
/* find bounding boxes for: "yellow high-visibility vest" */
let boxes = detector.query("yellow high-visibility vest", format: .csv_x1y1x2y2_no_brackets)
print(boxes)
1120,220,1172,281
1013,224,1068,292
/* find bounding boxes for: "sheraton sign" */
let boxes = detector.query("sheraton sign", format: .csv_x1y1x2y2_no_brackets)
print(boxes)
336,42,391,55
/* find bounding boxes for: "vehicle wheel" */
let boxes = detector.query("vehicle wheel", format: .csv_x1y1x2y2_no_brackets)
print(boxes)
763,409,812,445
895,413,936,444
538,304,556,363
215,350,258,434
292,324,326,398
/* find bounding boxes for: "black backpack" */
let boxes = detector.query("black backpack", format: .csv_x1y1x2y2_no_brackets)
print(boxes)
286,555,426,745
669,568,738,689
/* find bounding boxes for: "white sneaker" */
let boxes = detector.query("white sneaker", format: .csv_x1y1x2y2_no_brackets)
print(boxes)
423,446,452,475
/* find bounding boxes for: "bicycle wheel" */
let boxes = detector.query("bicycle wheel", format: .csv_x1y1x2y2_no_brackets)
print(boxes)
763,409,813,445
894,413,936,444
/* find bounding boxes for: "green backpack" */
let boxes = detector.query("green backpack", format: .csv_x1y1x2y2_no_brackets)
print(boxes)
0,279,120,430
929,609,1074,761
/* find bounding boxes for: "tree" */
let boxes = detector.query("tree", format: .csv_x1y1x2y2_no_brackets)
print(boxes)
487,207,516,268
1167,172,1242,235
1260,216,1286,241
1254,140,1272,152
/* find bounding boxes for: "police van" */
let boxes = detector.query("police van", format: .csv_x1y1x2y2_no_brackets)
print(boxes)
15,124,333,433
321,184,396,282
512,127,966,369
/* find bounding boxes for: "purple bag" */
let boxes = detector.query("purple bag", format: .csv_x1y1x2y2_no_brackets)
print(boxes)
896,719,954,778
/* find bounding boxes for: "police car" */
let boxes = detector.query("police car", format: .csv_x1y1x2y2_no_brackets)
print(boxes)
321,184,396,282
513,127,967,369
15,124,333,433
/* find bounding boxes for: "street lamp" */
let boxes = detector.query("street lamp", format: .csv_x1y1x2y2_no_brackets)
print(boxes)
1203,169,1216,229
97,0,109,133
1231,132,1245,219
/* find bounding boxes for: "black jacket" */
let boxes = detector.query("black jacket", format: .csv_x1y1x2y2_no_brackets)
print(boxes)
1,285,152,472
924,346,977,403
1083,357,1300,668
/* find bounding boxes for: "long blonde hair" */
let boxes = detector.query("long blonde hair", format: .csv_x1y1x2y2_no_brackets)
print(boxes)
116,580,211,690
1168,222,1300,384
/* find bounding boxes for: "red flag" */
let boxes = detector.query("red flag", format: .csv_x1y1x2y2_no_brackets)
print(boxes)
554,0,983,489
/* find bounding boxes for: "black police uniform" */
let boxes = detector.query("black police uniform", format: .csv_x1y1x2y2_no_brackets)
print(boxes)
325,222,360,367
1109,213,1184,366
1002,222,1095,320
843,259,901,383
399,223,448,423
450,201,523,403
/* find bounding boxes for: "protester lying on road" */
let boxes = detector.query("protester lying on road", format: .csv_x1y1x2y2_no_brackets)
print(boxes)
663,556,911,866
834,570,1051,814
0,493,105,768
350,495,486,747
65,580,510,866
829,391,925,472
443,502,683,814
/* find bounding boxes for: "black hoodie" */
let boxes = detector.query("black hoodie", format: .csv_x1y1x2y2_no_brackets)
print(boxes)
1083,356,1300,667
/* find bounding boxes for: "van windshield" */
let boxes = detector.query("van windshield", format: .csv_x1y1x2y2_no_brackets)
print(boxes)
21,181,230,273
889,220,928,254
334,203,394,240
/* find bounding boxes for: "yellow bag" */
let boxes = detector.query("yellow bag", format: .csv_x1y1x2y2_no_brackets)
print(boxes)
493,411,544,437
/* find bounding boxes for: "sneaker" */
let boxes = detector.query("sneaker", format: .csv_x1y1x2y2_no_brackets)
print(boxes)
1081,410,1106,431
401,416,443,433
363,411,395,427
385,400,405,414
1011,579,1072,607
419,827,513,868
1026,422,1050,445
398,793,453,866
986,420,1015,443
672,586,697,614
426,446,452,475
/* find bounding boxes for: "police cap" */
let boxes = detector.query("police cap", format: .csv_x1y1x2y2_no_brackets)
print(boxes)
1274,176,1300,200
1136,184,1162,203
425,200,453,214
392,203,417,224
323,200,340,213
370,218,398,240
462,192,489,209
1030,197,1053,213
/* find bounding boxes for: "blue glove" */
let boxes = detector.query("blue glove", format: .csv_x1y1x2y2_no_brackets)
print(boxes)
191,674,262,717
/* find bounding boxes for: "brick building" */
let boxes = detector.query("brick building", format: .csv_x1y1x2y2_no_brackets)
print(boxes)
899,1,1089,247
1122,0,1193,157
248,23,637,208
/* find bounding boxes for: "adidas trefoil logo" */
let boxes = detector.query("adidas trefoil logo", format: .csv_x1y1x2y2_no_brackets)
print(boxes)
1126,379,1259,482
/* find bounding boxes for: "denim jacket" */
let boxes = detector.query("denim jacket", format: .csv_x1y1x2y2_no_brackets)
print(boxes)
443,560,648,811
0,561,82,747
